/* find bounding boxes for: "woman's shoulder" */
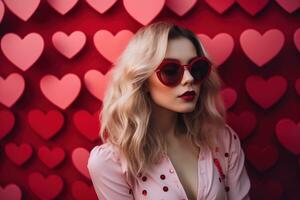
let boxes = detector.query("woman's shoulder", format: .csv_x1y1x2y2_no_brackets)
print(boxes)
216,123,240,149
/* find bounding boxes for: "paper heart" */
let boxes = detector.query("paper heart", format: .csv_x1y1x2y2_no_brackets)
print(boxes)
1,33,44,71
38,146,65,168
240,29,284,67
52,31,86,59
226,111,256,140
0,73,25,107
4,143,33,165
47,0,78,15
28,109,64,140
3,0,40,21
236,0,270,16
0,110,15,140
73,110,100,142
166,0,197,16
40,74,81,110
72,147,91,179
246,144,278,172
93,30,133,63
251,179,283,200
0,0,4,23
123,0,165,25
294,28,300,53
276,0,300,13
204,0,235,14
0,184,22,200
198,33,234,67
28,172,63,199
220,88,237,110
71,181,98,200
275,118,300,155
295,78,300,96
86,0,117,14
245,75,287,109
84,69,113,101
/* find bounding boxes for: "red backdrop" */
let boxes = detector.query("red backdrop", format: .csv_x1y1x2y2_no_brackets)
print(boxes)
0,0,299,199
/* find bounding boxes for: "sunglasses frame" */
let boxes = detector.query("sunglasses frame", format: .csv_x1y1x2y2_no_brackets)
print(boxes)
155,56,212,87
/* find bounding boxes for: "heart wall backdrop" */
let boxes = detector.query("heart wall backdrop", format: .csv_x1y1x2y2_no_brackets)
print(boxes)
0,0,299,199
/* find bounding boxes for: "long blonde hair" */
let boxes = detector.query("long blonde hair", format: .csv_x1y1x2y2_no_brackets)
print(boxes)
99,21,226,186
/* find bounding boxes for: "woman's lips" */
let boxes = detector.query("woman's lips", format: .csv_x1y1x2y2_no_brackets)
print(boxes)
179,94,195,101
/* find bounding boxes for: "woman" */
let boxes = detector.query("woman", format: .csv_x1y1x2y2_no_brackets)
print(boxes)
87,21,251,200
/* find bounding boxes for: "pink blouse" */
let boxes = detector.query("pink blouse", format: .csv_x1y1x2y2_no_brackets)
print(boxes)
87,124,251,200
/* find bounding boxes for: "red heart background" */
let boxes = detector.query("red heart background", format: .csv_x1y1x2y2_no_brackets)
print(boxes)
0,0,299,199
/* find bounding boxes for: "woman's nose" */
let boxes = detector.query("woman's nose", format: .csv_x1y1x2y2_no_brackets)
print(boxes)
181,67,194,85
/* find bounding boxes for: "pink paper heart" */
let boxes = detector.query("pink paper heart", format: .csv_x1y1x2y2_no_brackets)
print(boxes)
123,0,165,25
52,31,86,59
86,0,117,14
0,184,22,200
275,118,300,155
295,78,300,96
38,146,65,168
28,172,63,200
276,0,300,13
40,74,81,110
294,28,300,53
3,0,40,21
93,30,133,63
245,75,287,109
0,0,5,23
71,181,98,200
236,0,270,16
5,143,33,165
198,33,234,67
84,69,113,101
0,73,25,107
72,147,91,179
1,33,44,71
240,29,285,67
205,0,235,14
47,0,78,15
166,0,197,16
220,87,237,110
0,110,15,140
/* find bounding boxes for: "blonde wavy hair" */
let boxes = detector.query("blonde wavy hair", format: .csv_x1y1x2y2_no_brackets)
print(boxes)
99,21,226,185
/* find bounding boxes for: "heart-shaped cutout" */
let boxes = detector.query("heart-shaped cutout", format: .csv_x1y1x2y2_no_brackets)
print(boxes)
47,0,78,15
86,0,117,14
236,0,270,16
3,0,40,21
205,0,235,14
38,146,65,168
0,0,4,23
4,143,33,165
295,78,300,96
72,147,91,179
166,0,197,16
294,28,300,53
220,88,237,110
0,184,22,200
0,110,15,140
276,0,300,13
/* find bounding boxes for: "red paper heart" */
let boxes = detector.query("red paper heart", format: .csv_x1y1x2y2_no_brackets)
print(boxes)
0,184,22,200
0,0,4,23
295,78,300,96
40,74,81,110
38,146,65,168
294,28,300,53
205,0,235,14
275,118,300,155
73,110,100,142
220,88,237,110
0,73,25,107
52,31,86,59
251,179,283,200
226,111,256,140
246,144,278,172
72,147,91,179
245,75,287,109
236,0,270,16
47,0,78,15
3,0,40,21
276,0,300,13
4,143,33,165
123,0,165,25
240,29,285,67
28,109,64,140
0,110,15,140
86,0,117,14
93,30,133,63
0,33,44,71
198,33,234,67
28,172,63,199
71,181,98,200
166,0,197,16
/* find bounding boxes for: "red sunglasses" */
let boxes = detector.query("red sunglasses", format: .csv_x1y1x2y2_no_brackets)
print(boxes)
155,56,212,87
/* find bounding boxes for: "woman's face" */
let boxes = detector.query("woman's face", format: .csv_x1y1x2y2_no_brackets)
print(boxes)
146,37,202,113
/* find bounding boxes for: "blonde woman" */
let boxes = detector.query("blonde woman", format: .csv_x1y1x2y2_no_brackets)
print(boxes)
87,21,251,200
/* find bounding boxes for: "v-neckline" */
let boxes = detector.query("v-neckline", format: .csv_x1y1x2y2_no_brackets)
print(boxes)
164,147,202,200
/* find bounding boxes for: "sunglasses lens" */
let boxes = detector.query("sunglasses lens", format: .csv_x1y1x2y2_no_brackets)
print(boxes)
191,59,211,82
160,63,181,86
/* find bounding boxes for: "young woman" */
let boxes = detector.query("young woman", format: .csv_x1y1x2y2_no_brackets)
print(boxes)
87,21,251,200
